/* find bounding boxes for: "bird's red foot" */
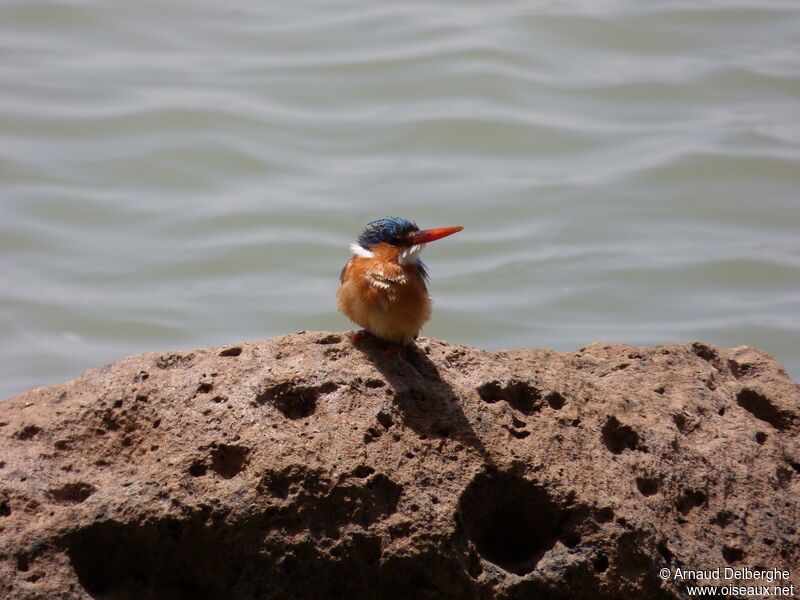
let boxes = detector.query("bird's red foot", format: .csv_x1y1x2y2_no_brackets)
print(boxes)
383,344,407,359
350,331,369,344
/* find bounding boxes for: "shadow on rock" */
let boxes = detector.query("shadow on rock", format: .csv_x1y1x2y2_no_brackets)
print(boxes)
353,335,491,464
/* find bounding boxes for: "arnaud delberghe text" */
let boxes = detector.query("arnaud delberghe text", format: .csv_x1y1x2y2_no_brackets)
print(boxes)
673,568,791,583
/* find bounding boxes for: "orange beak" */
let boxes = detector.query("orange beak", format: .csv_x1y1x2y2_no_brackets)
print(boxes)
411,226,463,245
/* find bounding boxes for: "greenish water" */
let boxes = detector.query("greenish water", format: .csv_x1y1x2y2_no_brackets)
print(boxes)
2,0,799,399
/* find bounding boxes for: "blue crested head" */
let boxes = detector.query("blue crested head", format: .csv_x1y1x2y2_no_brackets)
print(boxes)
357,217,419,249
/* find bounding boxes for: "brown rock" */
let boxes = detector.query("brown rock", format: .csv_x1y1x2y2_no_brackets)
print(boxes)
0,333,798,599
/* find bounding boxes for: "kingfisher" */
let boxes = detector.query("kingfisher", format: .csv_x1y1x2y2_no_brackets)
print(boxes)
337,217,463,347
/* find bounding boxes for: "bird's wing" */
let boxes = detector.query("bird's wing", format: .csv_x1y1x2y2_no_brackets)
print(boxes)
364,262,407,290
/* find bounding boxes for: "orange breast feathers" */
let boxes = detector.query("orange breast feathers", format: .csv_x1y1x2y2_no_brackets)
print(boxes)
337,242,431,344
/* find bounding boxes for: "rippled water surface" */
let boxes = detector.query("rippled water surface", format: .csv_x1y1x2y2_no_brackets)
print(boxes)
2,0,799,399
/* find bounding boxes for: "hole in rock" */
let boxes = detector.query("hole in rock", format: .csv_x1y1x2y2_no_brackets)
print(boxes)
459,471,563,575
676,489,707,516
672,413,689,433
635,477,660,497
477,380,542,415
351,465,375,479
16,553,30,572
188,462,207,477
545,391,566,410
14,425,42,440
257,466,401,529
155,353,195,370
219,346,242,357
728,359,757,379
376,411,393,430
63,519,232,600
593,554,609,572
65,518,458,600
597,507,614,523
255,381,338,419
602,416,644,454
209,444,250,479
48,482,97,505
711,510,736,527
722,546,745,564
656,541,674,563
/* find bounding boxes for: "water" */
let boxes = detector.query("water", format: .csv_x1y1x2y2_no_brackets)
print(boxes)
2,0,799,400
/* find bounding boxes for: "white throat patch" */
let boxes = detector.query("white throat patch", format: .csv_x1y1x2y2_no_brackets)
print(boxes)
349,242,375,258
398,243,425,265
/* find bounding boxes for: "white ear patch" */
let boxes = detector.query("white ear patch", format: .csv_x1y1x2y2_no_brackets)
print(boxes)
350,242,375,258
398,243,425,265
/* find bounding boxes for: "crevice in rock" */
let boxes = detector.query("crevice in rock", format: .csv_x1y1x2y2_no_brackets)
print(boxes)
736,388,789,431
691,342,723,370
508,428,530,439
656,541,674,563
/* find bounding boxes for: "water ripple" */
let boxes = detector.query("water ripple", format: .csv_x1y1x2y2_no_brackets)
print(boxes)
2,0,799,398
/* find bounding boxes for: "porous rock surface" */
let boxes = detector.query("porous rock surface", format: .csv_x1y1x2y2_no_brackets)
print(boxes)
1,332,798,599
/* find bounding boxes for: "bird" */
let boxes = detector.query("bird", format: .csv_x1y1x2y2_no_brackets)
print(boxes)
337,217,463,349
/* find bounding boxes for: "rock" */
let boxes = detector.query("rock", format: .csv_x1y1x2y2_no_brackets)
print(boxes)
0,333,798,599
